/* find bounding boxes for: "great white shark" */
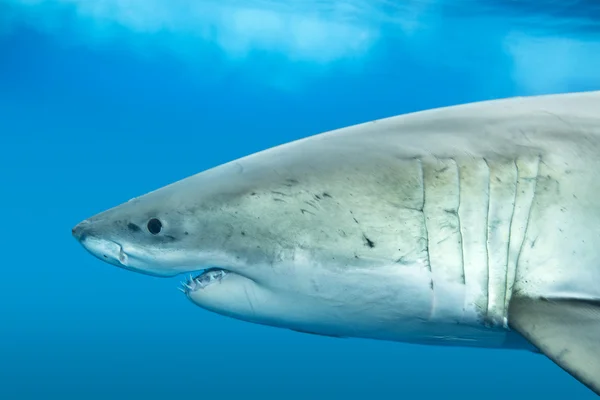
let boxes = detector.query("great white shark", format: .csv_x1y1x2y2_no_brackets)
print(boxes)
72,91,600,396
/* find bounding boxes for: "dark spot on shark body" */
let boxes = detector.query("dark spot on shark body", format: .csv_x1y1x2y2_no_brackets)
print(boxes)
395,256,410,265
304,201,318,210
127,223,141,232
363,234,375,248
530,237,538,248
284,178,299,187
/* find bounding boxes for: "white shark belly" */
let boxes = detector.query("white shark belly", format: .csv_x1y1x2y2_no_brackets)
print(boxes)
265,260,518,348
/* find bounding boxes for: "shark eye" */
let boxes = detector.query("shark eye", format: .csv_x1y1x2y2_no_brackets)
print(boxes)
147,218,162,235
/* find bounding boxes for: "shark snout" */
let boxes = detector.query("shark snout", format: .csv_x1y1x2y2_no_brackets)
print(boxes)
71,220,90,241
71,219,127,268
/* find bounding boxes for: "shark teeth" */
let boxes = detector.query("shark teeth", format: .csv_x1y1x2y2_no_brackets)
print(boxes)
179,269,228,293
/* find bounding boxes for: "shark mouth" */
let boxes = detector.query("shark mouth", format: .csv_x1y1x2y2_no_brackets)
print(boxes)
179,268,229,293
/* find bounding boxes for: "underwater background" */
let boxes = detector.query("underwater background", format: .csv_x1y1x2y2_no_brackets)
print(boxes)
1,1,599,399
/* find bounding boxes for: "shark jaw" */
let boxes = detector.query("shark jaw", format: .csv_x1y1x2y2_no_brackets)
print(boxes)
179,268,230,293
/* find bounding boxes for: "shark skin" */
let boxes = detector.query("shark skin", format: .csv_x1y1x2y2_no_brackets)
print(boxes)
73,91,600,396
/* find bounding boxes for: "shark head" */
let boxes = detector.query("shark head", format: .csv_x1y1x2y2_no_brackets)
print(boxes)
71,195,244,278
71,117,512,345
71,158,273,280
70,150,374,333
70,140,441,339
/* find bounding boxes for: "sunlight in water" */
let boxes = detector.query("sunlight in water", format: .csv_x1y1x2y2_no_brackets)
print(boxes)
2,0,599,91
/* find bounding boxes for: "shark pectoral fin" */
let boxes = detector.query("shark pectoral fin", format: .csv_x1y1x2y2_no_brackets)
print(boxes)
508,296,600,396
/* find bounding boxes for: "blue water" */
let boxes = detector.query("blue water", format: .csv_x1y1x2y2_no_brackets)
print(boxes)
1,1,599,399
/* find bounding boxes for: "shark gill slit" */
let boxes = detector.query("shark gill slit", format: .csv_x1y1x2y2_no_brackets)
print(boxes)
483,158,492,323
503,160,521,318
501,159,519,326
418,158,432,275
485,158,518,327
505,155,541,306
457,158,490,322
416,157,435,321
422,157,464,322
456,160,465,287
